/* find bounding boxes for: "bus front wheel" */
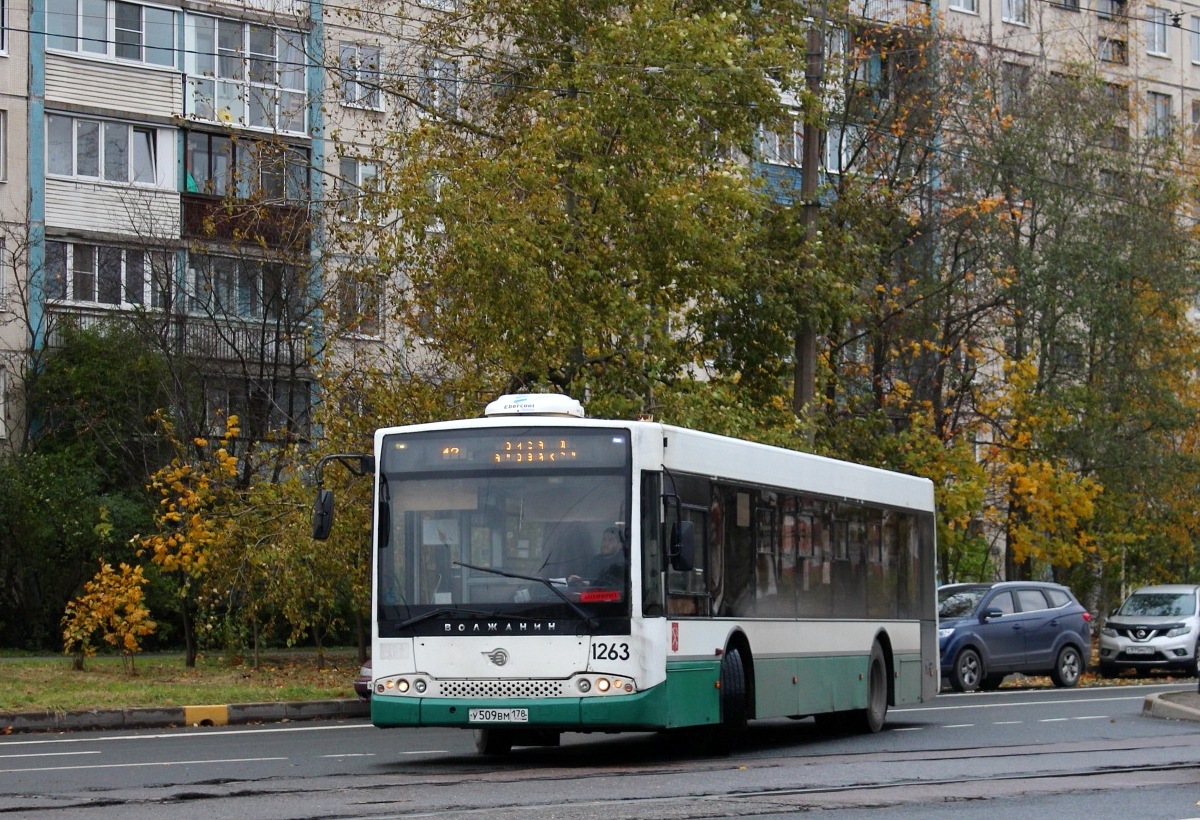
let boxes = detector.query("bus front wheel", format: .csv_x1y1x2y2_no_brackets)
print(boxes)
703,647,748,755
474,728,513,755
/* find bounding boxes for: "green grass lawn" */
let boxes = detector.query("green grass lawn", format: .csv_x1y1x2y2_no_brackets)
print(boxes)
0,650,364,713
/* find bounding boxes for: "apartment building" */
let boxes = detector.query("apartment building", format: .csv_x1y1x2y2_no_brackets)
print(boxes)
0,0,331,450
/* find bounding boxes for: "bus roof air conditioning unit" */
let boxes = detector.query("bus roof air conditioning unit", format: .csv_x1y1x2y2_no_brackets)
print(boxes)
484,394,585,418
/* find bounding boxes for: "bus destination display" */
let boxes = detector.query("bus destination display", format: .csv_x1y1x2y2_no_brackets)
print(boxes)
383,428,628,473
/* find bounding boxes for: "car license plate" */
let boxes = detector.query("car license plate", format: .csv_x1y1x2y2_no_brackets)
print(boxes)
1126,646,1155,655
469,708,529,723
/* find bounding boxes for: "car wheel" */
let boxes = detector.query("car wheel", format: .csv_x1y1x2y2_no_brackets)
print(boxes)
951,648,982,692
1051,645,1083,688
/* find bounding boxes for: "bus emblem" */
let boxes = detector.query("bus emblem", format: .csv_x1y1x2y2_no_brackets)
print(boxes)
484,648,509,666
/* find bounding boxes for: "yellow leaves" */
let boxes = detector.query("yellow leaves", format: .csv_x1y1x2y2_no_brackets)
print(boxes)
61,560,156,669
142,414,242,582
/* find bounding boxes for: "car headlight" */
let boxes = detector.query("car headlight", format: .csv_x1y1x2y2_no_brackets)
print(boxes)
1101,627,1117,637
1167,625,1192,638
937,627,955,640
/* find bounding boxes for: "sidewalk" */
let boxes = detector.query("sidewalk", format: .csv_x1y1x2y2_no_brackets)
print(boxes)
1,699,369,733
1143,690,1200,722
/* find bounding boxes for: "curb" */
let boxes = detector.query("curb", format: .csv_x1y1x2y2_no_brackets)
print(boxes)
1,699,370,734
1142,692,1200,722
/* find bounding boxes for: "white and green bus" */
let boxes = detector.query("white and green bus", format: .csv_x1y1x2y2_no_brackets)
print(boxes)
314,393,938,754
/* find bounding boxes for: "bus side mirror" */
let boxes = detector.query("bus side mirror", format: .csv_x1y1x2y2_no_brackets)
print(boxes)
669,520,694,572
312,488,334,540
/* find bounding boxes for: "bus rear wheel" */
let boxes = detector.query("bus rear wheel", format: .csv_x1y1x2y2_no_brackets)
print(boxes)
850,643,888,733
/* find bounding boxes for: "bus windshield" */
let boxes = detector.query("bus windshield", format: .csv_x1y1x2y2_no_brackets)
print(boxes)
376,427,631,636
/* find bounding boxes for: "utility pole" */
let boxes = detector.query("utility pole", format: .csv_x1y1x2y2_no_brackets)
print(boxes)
793,22,824,424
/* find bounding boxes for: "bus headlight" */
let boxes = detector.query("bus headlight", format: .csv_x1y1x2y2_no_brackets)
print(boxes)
596,678,611,692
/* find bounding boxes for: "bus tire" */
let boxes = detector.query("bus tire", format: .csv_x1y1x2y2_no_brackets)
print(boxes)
850,643,888,734
707,647,748,754
474,728,514,755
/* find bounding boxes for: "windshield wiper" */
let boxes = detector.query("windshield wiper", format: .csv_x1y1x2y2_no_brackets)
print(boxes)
453,560,598,633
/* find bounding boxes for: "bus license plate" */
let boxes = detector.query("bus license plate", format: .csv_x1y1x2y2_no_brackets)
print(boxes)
469,708,529,723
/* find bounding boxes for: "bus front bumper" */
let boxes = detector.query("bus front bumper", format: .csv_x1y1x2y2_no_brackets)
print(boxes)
371,661,721,731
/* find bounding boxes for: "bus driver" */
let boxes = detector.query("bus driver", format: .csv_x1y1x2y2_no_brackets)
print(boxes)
568,527,625,587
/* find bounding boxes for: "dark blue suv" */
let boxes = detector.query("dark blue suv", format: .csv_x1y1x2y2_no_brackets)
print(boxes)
938,582,1092,692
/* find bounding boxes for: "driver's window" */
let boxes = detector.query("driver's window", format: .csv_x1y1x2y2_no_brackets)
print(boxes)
667,505,708,616
989,591,1016,614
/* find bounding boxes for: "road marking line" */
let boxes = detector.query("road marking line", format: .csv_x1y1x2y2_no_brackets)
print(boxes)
944,723,974,728
0,756,287,774
0,751,101,760
0,723,369,747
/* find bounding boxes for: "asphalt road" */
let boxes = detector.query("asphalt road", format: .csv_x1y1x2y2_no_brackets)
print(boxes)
2,682,1199,820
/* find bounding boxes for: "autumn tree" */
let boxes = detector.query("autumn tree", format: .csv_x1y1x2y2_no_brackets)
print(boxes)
62,558,155,673
326,0,825,423
139,414,240,667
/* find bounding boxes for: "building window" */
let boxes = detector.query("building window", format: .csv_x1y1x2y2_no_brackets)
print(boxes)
1096,0,1126,18
45,240,172,308
419,58,459,118
187,254,305,320
185,131,309,204
339,43,381,110
1000,62,1031,109
1002,0,1028,24
949,0,977,11
184,14,307,135
46,0,174,66
0,0,8,53
338,273,382,336
0,111,7,182
417,0,455,10
1099,37,1128,65
1147,91,1173,138
337,156,378,220
756,120,800,166
1147,7,1170,56
1191,99,1200,143
46,114,163,186
1191,16,1200,63
1053,0,1079,9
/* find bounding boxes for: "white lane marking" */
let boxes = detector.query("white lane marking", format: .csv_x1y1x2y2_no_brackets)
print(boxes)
895,692,1172,713
321,753,376,758
0,722,371,748
944,723,974,728
0,756,287,774
0,751,101,760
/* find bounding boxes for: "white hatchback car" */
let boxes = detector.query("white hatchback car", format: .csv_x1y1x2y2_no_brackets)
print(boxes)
1098,584,1200,678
